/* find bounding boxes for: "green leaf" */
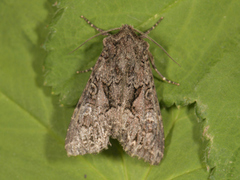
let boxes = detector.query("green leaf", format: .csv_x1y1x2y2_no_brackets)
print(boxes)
1,0,240,179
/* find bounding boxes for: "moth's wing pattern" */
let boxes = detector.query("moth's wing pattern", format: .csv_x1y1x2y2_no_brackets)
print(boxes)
65,56,111,156
65,25,165,165
119,51,164,165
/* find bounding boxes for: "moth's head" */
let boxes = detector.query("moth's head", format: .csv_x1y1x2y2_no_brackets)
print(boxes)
119,25,138,36
121,24,134,30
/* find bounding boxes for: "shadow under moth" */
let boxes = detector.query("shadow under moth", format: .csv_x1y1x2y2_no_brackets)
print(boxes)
65,16,179,165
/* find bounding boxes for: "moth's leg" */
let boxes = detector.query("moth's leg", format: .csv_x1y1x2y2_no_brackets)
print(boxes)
76,66,94,74
80,15,110,35
144,17,164,35
148,52,179,86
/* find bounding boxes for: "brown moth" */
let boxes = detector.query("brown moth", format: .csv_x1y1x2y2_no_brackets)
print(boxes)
65,16,179,165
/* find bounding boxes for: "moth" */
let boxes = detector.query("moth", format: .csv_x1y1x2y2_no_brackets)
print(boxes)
65,16,179,165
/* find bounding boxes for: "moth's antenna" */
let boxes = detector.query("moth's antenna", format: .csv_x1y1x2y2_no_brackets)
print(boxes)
80,15,106,33
69,27,121,54
144,17,164,35
134,28,181,67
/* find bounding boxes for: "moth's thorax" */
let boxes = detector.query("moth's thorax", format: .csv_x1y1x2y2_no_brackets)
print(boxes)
101,27,150,80
103,27,149,63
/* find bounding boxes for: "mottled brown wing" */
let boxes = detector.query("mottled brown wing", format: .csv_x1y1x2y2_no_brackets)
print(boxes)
65,55,111,156
118,52,165,165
